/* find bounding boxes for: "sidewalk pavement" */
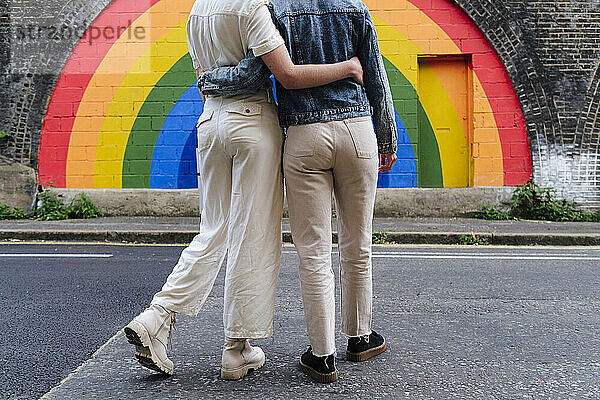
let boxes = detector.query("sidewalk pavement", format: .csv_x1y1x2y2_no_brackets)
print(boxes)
1,216,599,246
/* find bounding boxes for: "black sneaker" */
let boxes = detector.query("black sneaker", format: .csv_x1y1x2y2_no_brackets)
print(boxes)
346,330,386,362
298,346,338,383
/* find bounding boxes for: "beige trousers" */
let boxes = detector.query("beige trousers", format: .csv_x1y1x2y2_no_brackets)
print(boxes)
152,91,284,339
283,116,379,356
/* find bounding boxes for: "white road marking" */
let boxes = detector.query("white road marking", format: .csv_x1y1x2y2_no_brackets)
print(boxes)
372,254,600,261
283,249,599,260
373,251,594,257
0,253,113,258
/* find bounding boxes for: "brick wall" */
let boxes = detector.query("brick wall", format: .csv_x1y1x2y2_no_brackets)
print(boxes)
1,0,599,207
456,0,600,207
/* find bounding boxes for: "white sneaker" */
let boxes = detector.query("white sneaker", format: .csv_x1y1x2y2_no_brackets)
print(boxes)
220,338,265,380
124,304,176,375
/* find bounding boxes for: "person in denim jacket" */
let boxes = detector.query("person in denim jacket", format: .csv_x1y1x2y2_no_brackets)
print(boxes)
201,0,397,383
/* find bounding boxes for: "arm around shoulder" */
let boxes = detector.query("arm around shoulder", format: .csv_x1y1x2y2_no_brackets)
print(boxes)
260,45,364,89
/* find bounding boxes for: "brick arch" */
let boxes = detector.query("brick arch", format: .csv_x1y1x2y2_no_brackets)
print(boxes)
576,62,600,140
2,0,112,169
447,0,559,178
450,0,599,205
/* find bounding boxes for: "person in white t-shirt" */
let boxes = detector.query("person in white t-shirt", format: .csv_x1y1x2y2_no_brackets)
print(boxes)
123,0,363,380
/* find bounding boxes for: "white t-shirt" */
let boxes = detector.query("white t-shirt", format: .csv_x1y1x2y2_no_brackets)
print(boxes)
186,0,285,71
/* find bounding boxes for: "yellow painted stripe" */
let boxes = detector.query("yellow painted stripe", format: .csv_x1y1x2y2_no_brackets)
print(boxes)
66,0,191,188
94,20,189,188
418,61,469,187
366,0,503,186
372,16,420,88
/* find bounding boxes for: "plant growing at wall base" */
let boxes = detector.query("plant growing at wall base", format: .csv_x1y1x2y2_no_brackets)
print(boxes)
0,204,27,220
34,190,71,220
509,182,599,222
476,205,511,220
68,193,100,219
34,190,101,220
476,182,600,222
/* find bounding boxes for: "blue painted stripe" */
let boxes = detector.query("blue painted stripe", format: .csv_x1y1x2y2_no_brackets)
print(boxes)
377,111,417,188
148,84,416,189
149,82,203,189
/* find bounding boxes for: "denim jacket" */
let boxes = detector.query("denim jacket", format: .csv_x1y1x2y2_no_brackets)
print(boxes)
199,0,397,154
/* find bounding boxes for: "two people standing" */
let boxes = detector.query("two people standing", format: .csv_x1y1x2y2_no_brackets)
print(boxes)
125,0,397,383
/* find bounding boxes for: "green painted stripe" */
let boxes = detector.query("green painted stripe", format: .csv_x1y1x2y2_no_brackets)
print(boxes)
417,102,443,187
382,57,443,188
122,54,442,188
122,54,197,188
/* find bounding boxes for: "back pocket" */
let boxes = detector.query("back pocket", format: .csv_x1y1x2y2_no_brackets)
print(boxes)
196,110,214,152
343,117,377,159
225,102,263,144
284,126,317,157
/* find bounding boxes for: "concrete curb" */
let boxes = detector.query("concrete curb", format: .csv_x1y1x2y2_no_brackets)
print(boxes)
2,229,599,246
385,232,600,246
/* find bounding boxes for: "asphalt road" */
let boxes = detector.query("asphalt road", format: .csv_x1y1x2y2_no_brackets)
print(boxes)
0,243,177,399
1,243,600,399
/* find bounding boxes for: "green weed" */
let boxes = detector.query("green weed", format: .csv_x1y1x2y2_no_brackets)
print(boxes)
0,131,12,140
477,205,511,220
34,190,100,220
0,204,28,220
372,231,391,244
459,234,489,246
477,182,600,222
68,193,100,219
34,190,70,220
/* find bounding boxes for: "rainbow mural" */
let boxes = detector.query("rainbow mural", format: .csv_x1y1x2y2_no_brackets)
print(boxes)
38,0,532,189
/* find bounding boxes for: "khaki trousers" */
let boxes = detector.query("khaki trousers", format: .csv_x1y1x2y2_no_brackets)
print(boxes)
283,116,379,356
152,91,283,339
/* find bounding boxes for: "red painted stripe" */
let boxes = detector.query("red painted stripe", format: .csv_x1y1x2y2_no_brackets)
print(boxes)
38,0,160,187
407,0,531,185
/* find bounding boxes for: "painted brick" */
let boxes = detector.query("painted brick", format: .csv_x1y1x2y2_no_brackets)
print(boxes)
474,157,494,173
94,175,115,188
64,73,92,88
50,88,82,104
106,102,134,117
158,161,180,175
65,176,90,189
396,144,415,158
125,145,151,160
132,132,159,146
378,173,417,188
41,119,62,133
509,142,531,158
4,0,600,206
150,175,173,189
48,147,70,161
505,171,532,186
123,160,148,173
122,174,149,188
503,157,530,173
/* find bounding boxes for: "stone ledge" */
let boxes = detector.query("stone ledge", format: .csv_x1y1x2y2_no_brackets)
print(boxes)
45,187,515,218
